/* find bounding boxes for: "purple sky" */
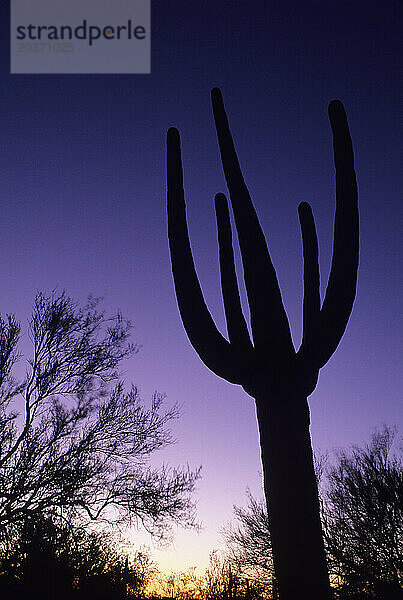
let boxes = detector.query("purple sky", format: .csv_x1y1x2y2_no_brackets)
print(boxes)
1,0,401,574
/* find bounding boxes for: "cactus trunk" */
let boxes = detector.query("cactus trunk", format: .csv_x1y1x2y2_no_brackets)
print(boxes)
255,393,332,599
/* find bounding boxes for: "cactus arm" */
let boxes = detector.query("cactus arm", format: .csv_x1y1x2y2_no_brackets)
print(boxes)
297,201,321,361
211,88,294,360
317,101,359,367
167,127,244,384
215,192,253,352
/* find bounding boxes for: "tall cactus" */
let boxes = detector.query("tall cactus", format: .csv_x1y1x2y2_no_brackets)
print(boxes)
167,88,359,599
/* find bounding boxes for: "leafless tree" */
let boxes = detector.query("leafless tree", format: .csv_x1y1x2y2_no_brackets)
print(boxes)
222,492,274,594
322,426,403,599
0,291,199,545
203,550,269,600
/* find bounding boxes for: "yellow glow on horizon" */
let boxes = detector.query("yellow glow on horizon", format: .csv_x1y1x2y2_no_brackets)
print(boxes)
124,526,217,578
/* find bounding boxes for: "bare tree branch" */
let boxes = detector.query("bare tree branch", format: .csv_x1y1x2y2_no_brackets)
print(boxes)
0,291,200,545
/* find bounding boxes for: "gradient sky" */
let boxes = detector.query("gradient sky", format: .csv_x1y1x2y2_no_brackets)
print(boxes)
0,0,401,576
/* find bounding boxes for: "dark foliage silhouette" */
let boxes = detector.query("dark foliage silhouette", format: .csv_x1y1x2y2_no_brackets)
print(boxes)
0,291,199,596
222,492,274,592
162,551,269,600
203,550,265,600
167,88,359,599
322,426,403,599
0,513,154,599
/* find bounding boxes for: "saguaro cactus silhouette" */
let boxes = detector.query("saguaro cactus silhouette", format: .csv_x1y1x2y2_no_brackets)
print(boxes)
167,88,358,599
